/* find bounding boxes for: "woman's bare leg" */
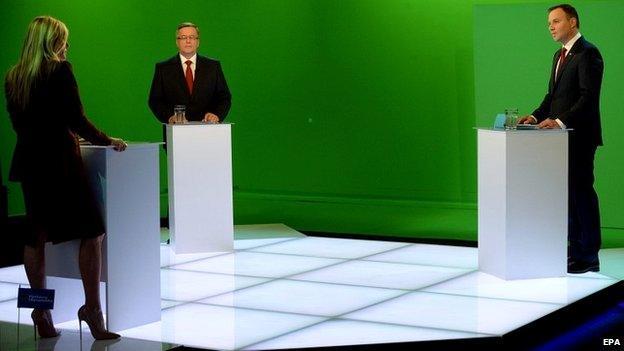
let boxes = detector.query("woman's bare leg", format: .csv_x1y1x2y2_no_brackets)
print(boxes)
79,235,104,310
23,232,47,289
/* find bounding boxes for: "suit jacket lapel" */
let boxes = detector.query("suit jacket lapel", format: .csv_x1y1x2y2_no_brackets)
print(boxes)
553,37,583,89
549,50,559,92
191,57,205,102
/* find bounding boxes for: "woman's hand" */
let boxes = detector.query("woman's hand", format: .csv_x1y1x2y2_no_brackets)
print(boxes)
110,138,127,151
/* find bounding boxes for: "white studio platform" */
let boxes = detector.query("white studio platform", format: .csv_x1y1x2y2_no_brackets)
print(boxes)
1,224,621,351
166,123,233,254
43,143,161,332
477,128,569,280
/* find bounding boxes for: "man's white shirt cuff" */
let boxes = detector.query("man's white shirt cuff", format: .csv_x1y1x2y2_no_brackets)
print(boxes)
529,115,567,129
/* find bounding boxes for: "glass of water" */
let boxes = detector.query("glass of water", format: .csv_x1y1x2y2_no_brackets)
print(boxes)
504,108,518,130
173,105,187,124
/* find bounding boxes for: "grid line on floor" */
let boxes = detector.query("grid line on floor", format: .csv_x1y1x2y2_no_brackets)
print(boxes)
165,241,418,304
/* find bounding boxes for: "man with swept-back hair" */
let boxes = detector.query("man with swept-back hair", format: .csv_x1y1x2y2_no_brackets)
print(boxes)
518,4,604,274
148,22,231,125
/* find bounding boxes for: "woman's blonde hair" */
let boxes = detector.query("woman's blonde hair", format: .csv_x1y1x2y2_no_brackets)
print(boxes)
5,16,68,109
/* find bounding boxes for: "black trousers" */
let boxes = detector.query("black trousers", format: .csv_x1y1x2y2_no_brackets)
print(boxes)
568,138,601,263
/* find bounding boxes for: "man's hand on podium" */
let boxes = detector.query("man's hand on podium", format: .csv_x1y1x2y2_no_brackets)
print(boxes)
538,118,561,129
168,115,188,124
203,113,220,124
517,115,537,125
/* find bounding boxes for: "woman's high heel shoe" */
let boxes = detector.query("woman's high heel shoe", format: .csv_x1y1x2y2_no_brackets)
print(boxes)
77,305,120,340
31,309,60,338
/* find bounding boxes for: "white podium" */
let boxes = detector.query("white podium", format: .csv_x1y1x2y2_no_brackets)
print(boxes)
477,128,568,280
45,143,161,332
166,123,233,254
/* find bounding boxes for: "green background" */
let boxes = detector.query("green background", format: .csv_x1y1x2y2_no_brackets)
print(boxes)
1,0,621,246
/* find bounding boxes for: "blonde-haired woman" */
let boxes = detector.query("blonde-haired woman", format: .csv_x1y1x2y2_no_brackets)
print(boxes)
5,16,124,340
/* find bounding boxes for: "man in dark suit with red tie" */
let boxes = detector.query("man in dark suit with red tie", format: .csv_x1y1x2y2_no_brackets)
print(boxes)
518,4,604,274
149,22,231,124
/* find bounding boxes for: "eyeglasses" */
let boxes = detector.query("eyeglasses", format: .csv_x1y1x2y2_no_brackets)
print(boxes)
177,35,199,41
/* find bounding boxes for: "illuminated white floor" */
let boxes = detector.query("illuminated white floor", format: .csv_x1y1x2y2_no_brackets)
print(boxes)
0,224,622,351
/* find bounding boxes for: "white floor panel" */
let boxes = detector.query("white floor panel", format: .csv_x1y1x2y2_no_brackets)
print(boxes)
160,269,268,301
160,245,226,267
234,237,299,251
343,291,562,335
245,319,490,350
161,299,185,309
200,279,405,316
291,260,473,290
120,302,325,350
249,236,410,259
170,251,345,278
422,271,618,304
365,243,478,269
0,225,621,351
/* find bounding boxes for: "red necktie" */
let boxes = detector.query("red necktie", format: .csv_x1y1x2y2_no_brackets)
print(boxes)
556,47,567,79
185,60,193,94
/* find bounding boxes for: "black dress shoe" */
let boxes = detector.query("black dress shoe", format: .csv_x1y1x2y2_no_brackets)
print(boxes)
567,260,600,274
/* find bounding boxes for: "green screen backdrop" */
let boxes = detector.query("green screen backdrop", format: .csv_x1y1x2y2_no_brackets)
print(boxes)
1,0,621,246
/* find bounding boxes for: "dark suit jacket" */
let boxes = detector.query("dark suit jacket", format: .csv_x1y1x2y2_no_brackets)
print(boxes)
5,61,110,244
532,36,603,147
6,61,112,182
148,54,231,123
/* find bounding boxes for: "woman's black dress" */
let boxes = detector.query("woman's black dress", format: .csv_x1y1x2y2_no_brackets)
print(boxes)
5,61,112,246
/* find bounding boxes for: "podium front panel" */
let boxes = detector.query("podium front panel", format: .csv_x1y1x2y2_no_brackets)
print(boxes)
45,143,161,331
477,129,567,280
166,123,234,254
